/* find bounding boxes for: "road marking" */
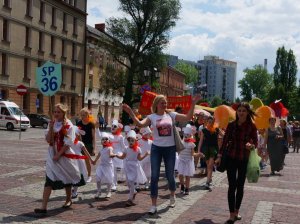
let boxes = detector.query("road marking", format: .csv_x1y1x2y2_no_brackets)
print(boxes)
134,172,227,224
251,201,300,224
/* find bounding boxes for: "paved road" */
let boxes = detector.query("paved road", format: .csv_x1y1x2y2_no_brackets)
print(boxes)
0,128,299,223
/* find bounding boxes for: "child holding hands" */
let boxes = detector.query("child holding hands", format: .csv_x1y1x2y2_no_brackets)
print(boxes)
116,130,149,206
92,132,116,199
177,124,201,195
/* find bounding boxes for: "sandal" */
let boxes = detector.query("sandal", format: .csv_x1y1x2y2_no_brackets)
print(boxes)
62,201,72,208
34,208,47,214
125,199,135,207
235,214,242,220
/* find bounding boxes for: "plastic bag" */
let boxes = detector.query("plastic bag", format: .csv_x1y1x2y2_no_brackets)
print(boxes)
246,149,261,183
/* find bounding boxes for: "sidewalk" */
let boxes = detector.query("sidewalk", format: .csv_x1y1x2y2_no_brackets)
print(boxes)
0,138,299,224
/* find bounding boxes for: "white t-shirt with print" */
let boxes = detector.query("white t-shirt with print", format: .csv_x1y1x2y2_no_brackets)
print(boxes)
147,112,177,147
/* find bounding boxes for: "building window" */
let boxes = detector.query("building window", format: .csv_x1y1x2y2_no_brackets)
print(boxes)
69,0,74,6
72,43,77,62
63,13,67,33
39,1,45,24
61,66,66,87
3,0,11,9
74,0,77,7
51,7,57,28
1,53,8,76
38,60,43,67
38,32,44,53
61,39,67,60
23,58,30,81
60,96,66,104
71,97,76,115
25,27,31,49
73,18,77,37
50,36,55,56
25,0,32,18
2,19,10,43
71,69,76,89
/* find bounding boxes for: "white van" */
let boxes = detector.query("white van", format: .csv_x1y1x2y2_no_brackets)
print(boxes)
0,100,30,131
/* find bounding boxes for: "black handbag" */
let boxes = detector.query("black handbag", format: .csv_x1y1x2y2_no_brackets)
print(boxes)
282,140,289,154
216,149,228,172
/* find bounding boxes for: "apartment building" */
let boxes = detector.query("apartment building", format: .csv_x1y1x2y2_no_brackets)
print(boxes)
158,66,185,96
197,56,237,102
86,24,126,124
0,0,87,117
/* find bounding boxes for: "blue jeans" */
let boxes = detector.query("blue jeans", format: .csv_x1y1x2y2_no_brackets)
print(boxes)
150,144,176,198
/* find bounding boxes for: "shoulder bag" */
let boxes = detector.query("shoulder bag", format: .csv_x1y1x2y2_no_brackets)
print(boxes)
169,113,185,153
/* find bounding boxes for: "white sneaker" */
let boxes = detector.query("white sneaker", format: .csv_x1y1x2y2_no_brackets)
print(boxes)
105,192,112,198
86,176,92,183
148,205,157,215
169,195,176,208
94,192,101,199
111,185,117,192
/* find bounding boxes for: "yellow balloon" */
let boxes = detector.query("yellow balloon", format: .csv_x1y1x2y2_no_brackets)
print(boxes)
214,105,236,129
249,98,264,111
254,106,275,129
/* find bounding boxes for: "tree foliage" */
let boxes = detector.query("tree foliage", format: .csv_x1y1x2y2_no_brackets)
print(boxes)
271,46,298,105
99,0,181,124
174,61,198,85
210,96,223,107
238,65,273,102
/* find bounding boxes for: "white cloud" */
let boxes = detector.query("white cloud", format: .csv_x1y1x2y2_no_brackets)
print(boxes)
87,0,300,96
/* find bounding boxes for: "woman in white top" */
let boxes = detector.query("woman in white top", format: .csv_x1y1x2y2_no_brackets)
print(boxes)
122,94,200,214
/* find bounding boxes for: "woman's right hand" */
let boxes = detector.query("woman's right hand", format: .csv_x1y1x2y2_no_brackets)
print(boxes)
215,157,221,166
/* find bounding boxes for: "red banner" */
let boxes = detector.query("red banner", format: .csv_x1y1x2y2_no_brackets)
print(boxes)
138,91,192,115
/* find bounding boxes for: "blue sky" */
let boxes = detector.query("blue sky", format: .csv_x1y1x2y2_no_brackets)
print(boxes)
87,0,300,95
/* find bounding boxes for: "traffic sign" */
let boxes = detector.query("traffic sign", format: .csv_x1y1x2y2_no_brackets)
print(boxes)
16,84,28,96
36,61,62,96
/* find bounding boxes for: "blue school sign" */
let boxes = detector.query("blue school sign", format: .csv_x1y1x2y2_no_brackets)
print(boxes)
36,61,62,96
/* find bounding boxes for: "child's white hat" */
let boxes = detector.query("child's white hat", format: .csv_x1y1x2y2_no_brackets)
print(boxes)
112,119,123,129
74,126,86,136
127,130,137,139
124,125,131,132
101,132,114,140
140,126,152,135
182,124,196,135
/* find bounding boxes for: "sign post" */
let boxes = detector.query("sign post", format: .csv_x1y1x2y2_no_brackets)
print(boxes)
16,84,28,140
36,61,62,146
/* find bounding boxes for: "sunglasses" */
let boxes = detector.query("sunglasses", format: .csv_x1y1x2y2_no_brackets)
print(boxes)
112,125,118,128
101,138,109,141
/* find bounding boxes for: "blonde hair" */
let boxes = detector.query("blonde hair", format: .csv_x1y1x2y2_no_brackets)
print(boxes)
151,95,167,114
55,103,68,123
80,107,90,116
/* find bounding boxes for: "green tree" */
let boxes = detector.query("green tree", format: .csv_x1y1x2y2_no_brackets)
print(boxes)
174,61,198,85
238,65,273,102
272,46,298,105
210,96,223,107
99,0,181,124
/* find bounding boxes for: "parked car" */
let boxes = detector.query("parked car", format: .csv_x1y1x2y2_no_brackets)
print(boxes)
27,114,50,129
0,100,30,131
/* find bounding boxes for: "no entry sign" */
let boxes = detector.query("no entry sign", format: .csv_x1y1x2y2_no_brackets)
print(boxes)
16,84,28,96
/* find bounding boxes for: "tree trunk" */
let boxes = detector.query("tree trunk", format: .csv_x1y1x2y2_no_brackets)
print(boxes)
122,69,134,124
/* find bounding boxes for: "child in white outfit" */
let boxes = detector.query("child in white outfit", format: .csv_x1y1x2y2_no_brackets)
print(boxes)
177,125,198,195
138,127,152,189
111,119,126,191
116,130,149,206
71,126,93,198
92,132,116,199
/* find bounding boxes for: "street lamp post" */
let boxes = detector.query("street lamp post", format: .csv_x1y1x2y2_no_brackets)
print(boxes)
143,67,160,90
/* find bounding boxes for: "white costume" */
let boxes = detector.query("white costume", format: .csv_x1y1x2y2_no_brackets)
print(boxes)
138,127,153,181
123,130,147,200
45,119,83,188
177,125,196,177
95,146,114,184
71,141,88,182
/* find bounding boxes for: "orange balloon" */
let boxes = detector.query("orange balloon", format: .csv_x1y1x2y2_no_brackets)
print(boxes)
214,105,236,129
254,106,275,129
